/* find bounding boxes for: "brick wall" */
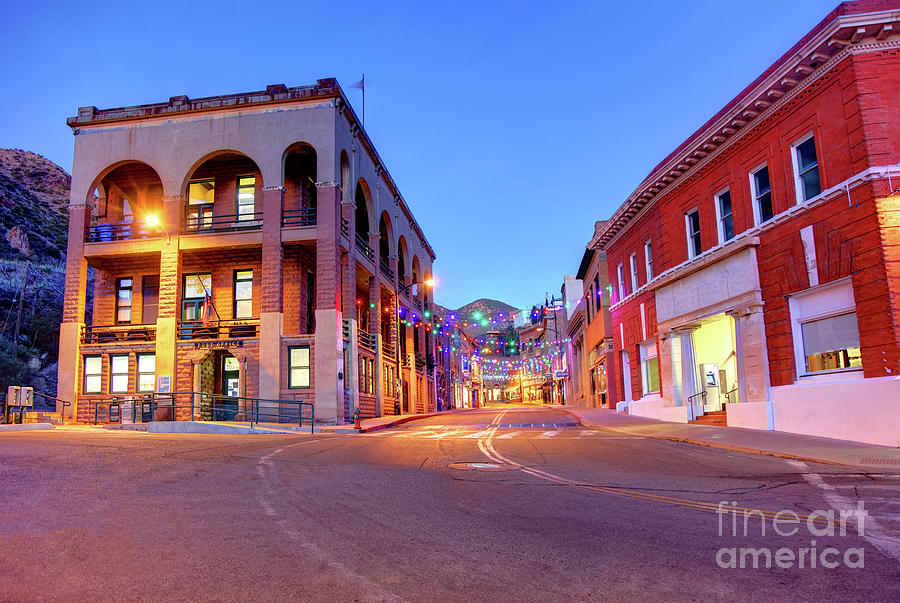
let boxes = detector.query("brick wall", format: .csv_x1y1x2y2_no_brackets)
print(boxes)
181,249,263,320
91,255,160,325
283,246,317,335
605,51,900,393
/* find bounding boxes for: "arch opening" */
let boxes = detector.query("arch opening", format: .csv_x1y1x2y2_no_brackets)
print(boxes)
184,152,262,233
284,144,317,226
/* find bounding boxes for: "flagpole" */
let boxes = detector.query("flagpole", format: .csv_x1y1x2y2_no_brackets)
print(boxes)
361,73,365,126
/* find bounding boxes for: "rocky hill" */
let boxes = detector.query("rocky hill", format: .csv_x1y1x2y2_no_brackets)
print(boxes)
0,149,70,262
434,298,520,336
0,149,70,401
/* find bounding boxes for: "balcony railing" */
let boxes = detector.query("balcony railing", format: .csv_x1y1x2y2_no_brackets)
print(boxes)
282,207,317,227
177,319,259,340
415,353,426,370
85,220,160,243
358,330,377,352
183,209,264,234
379,258,394,280
382,340,396,357
82,324,156,344
355,233,375,263
340,218,350,237
413,298,423,311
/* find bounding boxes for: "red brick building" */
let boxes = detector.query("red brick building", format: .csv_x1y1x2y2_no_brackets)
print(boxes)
590,1,900,446
59,79,437,424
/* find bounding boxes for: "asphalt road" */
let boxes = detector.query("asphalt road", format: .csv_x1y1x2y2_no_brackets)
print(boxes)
1,405,898,601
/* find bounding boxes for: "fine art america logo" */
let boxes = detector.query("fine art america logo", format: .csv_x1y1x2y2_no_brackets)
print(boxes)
715,501,868,569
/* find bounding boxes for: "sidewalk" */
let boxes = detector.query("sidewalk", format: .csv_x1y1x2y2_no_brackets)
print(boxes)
557,406,900,469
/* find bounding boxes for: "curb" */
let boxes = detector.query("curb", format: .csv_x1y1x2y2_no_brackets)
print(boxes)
556,407,848,467
359,409,467,433
0,423,55,432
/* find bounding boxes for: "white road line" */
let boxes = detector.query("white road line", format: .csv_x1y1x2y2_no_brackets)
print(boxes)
539,431,560,439
787,459,900,564
496,431,521,439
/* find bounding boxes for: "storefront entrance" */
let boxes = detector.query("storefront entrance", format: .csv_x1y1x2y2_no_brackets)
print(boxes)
687,314,738,412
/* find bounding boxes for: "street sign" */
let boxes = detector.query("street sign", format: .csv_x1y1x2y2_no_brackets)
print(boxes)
553,370,569,379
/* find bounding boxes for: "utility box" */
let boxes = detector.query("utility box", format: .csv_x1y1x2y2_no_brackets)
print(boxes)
6,386,33,407
17,387,33,407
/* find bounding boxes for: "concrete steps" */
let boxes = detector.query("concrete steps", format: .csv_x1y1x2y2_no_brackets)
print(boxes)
689,410,727,426
23,411,67,425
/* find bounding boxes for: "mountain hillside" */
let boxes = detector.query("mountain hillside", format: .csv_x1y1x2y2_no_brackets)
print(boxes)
0,149,70,402
0,149,70,261
434,298,520,336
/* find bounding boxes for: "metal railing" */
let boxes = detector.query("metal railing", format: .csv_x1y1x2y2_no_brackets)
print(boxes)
183,210,264,233
92,391,314,432
413,298,423,311
340,218,350,237
355,233,375,262
382,340,395,357
85,220,161,243
379,258,394,280
724,387,739,404
177,319,259,340
282,207,317,227
82,324,156,344
358,330,377,352
415,353,426,370
687,391,707,407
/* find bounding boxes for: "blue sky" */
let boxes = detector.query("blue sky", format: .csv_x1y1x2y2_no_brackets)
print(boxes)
0,0,838,309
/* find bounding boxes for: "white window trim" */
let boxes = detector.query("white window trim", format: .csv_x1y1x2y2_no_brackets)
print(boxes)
629,252,639,292
684,208,701,259
713,187,732,245
639,339,660,395
787,277,862,380
617,263,625,302
790,131,821,205
644,240,653,281
749,162,770,226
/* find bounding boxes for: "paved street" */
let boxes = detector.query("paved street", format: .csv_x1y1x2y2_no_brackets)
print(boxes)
1,405,898,601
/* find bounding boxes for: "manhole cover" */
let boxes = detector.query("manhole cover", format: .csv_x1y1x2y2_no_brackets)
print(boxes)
448,461,517,471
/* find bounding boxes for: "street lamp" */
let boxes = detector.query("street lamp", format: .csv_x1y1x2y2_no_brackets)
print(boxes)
395,277,435,414
145,214,171,244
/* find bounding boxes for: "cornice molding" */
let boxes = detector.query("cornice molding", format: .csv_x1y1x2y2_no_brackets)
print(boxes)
593,12,900,252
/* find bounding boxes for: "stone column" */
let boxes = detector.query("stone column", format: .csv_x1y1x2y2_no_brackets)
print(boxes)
154,195,182,403
403,297,417,414
259,186,284,402
58,203,91,419
314,184,344,424
677,327,698,419
192,360,201,420
731,304,773,428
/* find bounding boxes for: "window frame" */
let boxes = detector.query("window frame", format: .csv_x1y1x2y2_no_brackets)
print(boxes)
236,174,256,220
714,188,734,244
288,346,311,389
791,132,821,204
617,263,626,302
749,163,774,225
639,340,660,395
83,355,102,394
110,354,130,394
137,353,156,392
684,208,702,259
115,277,133,325
629,252,639,292
644,240,654,281
788,278,862,379
233,269,253,319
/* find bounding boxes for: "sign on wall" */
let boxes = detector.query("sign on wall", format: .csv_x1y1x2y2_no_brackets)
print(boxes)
157,376,171,393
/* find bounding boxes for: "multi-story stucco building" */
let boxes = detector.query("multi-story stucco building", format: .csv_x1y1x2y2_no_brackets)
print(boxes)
58,79,437,424
592,1,900,446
